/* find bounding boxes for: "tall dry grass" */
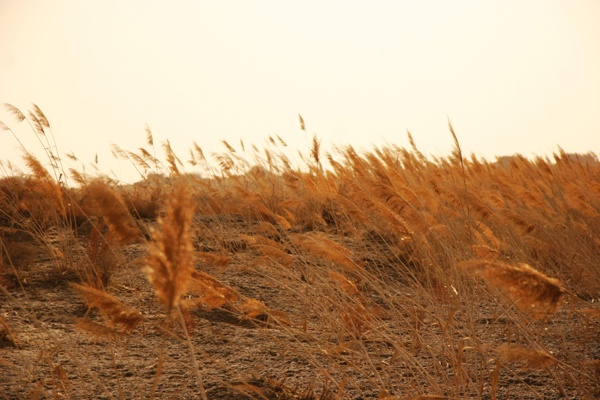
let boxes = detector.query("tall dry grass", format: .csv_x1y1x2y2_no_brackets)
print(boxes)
1,105,599,398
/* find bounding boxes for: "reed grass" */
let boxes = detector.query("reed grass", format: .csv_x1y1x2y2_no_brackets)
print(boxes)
0,104,598,398
459,260,568,318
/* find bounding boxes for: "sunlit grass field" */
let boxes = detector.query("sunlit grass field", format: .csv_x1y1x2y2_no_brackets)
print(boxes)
1,104,599,399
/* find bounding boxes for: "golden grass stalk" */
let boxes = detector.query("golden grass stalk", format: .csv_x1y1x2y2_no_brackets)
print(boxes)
144,183,195,314
459,260,567,317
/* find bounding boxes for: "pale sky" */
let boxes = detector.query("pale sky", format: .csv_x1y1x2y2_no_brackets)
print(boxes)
1,0,599,182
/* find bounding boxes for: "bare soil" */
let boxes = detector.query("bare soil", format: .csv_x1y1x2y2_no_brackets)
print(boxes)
1,216,599,399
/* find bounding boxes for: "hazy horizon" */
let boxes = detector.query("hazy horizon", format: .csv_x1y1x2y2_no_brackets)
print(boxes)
1,1,599,182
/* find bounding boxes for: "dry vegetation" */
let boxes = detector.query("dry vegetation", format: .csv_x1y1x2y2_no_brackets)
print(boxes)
0,105,599,399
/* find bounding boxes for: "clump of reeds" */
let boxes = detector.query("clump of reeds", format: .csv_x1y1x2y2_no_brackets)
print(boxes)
0,157,66,229
459,260,567,317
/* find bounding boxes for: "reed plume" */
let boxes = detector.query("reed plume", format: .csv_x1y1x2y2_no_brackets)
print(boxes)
74,319,120,342
144,183,195,314
298,114,306,131
3,103,26,122
188,270,239,309
162,140,182,175
20,153,66,222
145,124,154,146
82,180,140,243
460,260,567,317
496,344,557,369
291,232,360,272
71,283,143,334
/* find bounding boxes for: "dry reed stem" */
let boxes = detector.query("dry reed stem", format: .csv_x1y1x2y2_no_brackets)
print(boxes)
459,260,567,317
